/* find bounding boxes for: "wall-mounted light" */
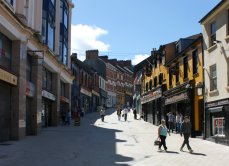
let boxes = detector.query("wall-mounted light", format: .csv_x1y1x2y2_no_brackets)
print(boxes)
196,82,204,96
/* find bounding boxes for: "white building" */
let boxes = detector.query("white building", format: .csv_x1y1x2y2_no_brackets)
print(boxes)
200,0,229,145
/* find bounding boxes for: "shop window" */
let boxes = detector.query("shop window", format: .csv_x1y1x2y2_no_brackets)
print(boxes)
183,57,188,79
210,21,216,46
210,64,217,91
192,49,198,75
212,117,225,136
0,33,12,70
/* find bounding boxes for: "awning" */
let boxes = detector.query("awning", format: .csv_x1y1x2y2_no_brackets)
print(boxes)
208,106,223,113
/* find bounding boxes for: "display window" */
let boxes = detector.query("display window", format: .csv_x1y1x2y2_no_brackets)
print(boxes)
212,117,225,137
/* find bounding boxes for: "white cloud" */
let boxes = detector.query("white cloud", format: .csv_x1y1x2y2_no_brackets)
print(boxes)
71,24,110,61
131,54,150,65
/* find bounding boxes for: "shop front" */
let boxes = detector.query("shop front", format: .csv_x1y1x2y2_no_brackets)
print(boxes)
92,90,100,112
0,68,17,142
80,88,92,112
164,81,195,137
141,87,163,125
205,98,229,145
42,90,56,127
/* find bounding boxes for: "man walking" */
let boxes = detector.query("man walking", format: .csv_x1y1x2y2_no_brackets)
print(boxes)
180,116,193,153
167,112,175,133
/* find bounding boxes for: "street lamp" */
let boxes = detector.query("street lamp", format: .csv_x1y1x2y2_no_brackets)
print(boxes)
196,82,203,96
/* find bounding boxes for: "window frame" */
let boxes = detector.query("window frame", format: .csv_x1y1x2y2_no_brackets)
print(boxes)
210,21,216,46
183,56,188,79
192,49,198,75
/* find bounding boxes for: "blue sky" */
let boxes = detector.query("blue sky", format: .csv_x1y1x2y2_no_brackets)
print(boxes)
71,0,220,65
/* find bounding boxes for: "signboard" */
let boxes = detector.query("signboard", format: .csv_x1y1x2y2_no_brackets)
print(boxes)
42,90,56,101
80,88,92,97
0,68,17,85
60,96,69,103
141,88,162,104
206,98,229,108
165,92,188,105
26,81,35,97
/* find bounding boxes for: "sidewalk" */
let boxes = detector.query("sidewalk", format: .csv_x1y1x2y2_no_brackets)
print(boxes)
0,108,228,166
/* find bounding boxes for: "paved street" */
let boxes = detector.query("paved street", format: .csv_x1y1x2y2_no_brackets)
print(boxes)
0,108,229,166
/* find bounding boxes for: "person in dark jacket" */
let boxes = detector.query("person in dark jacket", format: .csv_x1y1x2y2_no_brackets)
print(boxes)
180,116,193,153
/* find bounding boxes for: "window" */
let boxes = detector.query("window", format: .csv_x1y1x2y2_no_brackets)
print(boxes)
42,68,52,92
0,33,12,70
210,64,217,91
42,0,56,51
159,73,163,85
61,81,65,96
154,77,157,87
149,79,152,90
26,55,32,81
183,57,188,79
169,69,172,86
210,21,216,46
192,50,198,75
5,0,14,6
59,0,69,65
146,82,148,92
175,62,179,83
212,117,225,136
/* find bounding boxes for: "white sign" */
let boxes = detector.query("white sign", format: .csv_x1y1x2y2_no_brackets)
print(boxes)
42,90,56,101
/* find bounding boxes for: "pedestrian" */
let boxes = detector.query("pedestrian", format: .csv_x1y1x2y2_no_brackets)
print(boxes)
123,107,128,121
74,107,81,126
67,109,71,125
100,104,106,122
180,116,193,153
175,112,182,133
61,110,66,125
117,108,122,121
133,108,137,120
158,119,169,151
167,112,175,133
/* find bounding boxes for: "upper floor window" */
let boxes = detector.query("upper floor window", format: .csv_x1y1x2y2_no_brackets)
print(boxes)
5,0,14,6
0,33,12,70
149,79,152,90
42,0,56,51
183,57,188,79
59,0,69,66
210,64,217,91
169,69,172,86
60,81,66,97
210,21,216,46
175,62,179,83
154,76,157,87
146,82,149,92
42,68,52,92
26,55,32,81
192,49,198,75
159,73,163,85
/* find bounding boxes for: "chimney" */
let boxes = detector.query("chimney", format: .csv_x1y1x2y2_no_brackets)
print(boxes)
109,59,117,66
99,56,108,62
71,53,77,60
86,50,99,60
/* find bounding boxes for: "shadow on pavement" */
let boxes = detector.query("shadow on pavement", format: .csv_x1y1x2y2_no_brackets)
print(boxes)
165,150,179,154
182,151,207,156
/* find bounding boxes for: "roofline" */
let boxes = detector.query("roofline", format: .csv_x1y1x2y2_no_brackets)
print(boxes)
199,0,225,23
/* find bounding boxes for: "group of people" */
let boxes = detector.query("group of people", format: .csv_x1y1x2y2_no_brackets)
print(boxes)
167,112,183,133
61,107,85,126
158,116,193,153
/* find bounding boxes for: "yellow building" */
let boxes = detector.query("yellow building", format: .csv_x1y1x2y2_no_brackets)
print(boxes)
164,34,204,137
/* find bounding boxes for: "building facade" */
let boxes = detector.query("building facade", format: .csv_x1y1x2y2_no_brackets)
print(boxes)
200,0,229,145
0,0,74,142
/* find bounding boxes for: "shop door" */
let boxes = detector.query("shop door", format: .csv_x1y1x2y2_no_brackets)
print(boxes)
42,99,52,127
0,83,11,142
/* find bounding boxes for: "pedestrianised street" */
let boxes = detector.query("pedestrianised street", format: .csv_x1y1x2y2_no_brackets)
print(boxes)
0,109,229,166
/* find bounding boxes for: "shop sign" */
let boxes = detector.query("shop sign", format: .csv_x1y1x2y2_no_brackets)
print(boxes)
206,98,229,108
80,88,92,97
42,90,56,101
26,81,35,97
165,92,188,105
92,90,100,96
60,96,69,103
0,68,17,85
141,89,162,104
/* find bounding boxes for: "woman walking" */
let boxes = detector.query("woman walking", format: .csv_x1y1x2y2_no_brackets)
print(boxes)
158,119,169,151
